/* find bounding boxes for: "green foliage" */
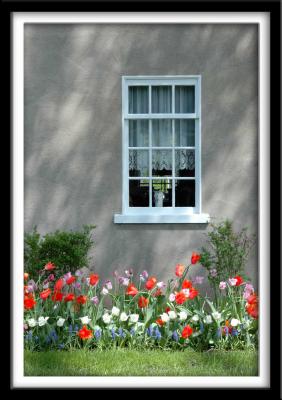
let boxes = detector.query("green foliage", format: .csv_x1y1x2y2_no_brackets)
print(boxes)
24,225,95,279
200,219,256,289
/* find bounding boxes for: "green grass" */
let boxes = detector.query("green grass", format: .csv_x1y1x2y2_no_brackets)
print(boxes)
24,349,258,376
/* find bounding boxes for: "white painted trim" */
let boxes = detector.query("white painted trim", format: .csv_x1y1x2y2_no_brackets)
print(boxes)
120,75,204,220
114,213,210,224
125,114,198,119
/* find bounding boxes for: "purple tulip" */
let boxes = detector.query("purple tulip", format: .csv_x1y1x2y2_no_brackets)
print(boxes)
90,296,99,305
119,277,129,286
105,280,113,290
27,280,37,292
141,270,149,280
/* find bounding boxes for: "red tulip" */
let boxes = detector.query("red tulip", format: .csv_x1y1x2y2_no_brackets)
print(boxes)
181,325,193,339
156,318,165,326
138,296,149,308
188,287,199,300
246,293,258,319
40,288,52,300
44,262,56,271
145,276,157,290
64,293,75,302
77,325,93,340
66,276,76,285
191,252,201,265
246,293,258,305
24,296,36,310
89,273,99,286
76,295,87,304
52,291,63,302
234,275,244,286
182,279,192,289
54,278,64,292
175,291,187,305
246,303,258,319
126,283,138,296
175,264,185,277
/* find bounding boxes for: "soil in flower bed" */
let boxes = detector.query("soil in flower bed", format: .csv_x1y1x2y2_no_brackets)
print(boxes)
24,349,258,376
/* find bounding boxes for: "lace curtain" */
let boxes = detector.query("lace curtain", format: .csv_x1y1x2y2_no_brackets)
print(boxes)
128,86,195,175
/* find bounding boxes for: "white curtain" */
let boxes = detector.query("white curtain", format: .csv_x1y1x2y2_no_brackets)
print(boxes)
129,86,148,114
152,86,172,113
128,86,195,175
175,86,194,113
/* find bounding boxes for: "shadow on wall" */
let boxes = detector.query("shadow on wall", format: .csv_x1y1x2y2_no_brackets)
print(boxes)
24,24,258,285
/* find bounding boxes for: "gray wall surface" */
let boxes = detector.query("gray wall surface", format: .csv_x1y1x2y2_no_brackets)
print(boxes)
24,24,258,289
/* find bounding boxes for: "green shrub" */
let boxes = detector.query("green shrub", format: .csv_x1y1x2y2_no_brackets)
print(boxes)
24,225,95,279
200,220,256,301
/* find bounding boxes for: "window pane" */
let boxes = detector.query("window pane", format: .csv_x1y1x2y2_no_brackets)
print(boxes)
152,180,172,207
175,86,195,113
129,180,149,207
175,149,195,177
129,86,149,114
152,150,172,176
129,120,149,147
152,86,172,113
175,120,195,147
175,180,195,207
152,120,172,147
129,150,149,177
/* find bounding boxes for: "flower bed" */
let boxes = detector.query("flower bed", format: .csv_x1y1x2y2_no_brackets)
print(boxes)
24,253,258,351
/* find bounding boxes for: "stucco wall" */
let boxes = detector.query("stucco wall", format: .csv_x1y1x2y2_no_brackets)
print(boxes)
24,24,258,288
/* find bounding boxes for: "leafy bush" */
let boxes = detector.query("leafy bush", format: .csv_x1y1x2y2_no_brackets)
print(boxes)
24,225,95,279
199,220,256,303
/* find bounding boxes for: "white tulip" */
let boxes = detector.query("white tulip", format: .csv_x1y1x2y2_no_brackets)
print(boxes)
204,315,212,324
129,314,139,323
192,314,200,322
57,317,65,327
111,306,120,316
101,287,109,295
120,312,128,321
179,311,188,321
169,293,175,302
38,316,49,326
160,312,170,323
102,313,112,324
168,310,177,320
212,312,221,321
230,318,240,327
80,316,91,325
27,318,37,327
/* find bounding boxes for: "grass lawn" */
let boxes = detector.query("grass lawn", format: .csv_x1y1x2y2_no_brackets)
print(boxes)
24,349,258,376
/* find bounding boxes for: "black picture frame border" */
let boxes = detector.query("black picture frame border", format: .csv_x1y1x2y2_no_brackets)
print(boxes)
5,0,280,394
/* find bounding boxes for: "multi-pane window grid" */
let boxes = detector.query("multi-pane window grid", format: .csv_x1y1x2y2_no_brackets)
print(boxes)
123,79,200,212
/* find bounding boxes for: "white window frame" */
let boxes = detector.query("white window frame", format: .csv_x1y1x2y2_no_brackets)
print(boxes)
114,75,210,224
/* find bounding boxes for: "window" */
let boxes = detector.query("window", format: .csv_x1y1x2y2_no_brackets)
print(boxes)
114,76,210,223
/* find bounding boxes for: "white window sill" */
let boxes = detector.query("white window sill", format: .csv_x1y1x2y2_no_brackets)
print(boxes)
114,213,210,224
